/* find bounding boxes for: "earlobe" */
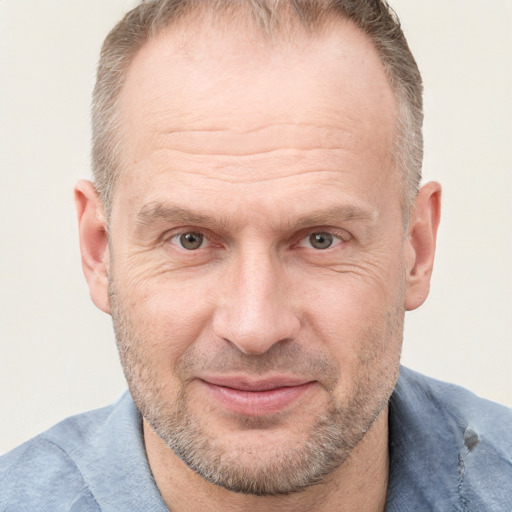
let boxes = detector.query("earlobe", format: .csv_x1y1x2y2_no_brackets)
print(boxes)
74,180,111,314
405,181,442,311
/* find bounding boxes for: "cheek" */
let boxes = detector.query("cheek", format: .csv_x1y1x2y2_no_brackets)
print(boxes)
299,266,405,382
113,269,218,364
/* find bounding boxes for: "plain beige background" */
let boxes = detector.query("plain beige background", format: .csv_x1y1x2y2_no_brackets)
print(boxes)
0,1,511,455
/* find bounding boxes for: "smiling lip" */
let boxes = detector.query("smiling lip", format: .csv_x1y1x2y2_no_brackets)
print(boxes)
199,376,315,416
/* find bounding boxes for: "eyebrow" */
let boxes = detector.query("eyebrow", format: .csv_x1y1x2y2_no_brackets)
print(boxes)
290,205,377,228
135,201,377,233
136,202,241,232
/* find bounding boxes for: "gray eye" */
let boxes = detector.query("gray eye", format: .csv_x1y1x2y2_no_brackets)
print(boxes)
309,232,334,250
179,232,204,250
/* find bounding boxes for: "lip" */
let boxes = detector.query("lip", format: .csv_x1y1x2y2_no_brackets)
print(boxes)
198,375,315,416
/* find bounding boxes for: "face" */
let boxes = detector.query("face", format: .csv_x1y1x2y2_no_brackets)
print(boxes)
104,19,409,495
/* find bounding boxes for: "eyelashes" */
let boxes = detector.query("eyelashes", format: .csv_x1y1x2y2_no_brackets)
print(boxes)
165,228,351,253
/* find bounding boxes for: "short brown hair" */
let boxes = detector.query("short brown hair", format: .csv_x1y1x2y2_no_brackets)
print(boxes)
92,0,423,215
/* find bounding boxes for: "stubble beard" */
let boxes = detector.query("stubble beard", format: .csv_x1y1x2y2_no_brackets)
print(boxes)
109,281,404,496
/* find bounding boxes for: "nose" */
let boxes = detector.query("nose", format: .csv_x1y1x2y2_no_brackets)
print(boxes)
212,247,300,355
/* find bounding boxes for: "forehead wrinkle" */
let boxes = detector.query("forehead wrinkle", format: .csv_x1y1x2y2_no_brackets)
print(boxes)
157,166,354,187
145,122,361,159
162,122,349,134
149,146,348,161
140,145,368,186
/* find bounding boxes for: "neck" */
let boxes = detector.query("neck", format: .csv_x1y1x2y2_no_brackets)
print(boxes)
144,407,390,512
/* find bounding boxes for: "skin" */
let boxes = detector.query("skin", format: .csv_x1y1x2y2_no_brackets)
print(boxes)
76,16,441,512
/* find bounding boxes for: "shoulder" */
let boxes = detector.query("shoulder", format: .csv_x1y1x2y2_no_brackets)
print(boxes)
0,392,166,512
388,367,512,510
394,366,512,440
0,402,118,511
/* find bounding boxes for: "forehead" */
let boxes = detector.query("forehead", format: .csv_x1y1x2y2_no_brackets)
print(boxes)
113,15,398,214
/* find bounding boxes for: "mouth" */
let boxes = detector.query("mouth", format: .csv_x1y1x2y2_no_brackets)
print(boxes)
198,376,315,416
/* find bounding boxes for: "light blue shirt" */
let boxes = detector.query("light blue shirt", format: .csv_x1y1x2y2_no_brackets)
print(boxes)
1,367,511,511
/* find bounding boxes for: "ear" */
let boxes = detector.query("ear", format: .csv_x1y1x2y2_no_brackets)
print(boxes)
405,181,442,311
74,180,111,314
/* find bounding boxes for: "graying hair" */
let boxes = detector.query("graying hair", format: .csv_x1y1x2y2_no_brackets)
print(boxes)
92,0,423,216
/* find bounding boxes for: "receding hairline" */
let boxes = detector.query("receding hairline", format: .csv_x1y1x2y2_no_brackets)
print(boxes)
124,1,388,81
144,0,354,39
116,11,402,207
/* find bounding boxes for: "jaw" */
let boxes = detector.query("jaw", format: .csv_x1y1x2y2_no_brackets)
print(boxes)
142,403,391,511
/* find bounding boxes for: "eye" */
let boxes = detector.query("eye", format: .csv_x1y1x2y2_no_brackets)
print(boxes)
308,232,335,250
299,231,346,250
173,232,206,250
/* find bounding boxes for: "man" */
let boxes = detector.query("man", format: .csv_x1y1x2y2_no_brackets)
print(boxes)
1,0,510,510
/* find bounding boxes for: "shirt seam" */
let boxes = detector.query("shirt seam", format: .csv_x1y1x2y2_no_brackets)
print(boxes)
31,436,102,511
